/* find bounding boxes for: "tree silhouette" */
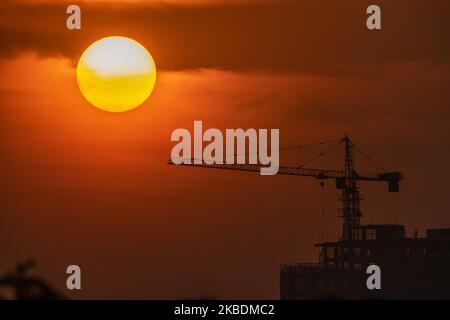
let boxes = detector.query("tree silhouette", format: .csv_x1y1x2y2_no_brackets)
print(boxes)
0,260,64,300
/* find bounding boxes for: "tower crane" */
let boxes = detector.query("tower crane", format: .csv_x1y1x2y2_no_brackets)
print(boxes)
168,135,402,241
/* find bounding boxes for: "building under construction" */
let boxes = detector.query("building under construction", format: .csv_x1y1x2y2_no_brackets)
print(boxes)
277,136,450,300
169,135,450,299
280,225,450,299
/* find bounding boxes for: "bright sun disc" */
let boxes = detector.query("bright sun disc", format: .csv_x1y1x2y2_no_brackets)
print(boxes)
76,36,156,112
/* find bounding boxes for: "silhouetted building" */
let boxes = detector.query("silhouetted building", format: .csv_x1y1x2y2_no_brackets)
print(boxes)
280,225,450,299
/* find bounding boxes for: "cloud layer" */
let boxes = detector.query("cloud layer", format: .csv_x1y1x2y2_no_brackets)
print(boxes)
1,0,449,72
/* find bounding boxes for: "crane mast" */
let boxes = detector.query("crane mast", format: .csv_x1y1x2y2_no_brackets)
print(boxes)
340,135,362,241
168,136,402,241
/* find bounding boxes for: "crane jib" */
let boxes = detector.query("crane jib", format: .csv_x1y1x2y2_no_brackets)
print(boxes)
167,160,402,193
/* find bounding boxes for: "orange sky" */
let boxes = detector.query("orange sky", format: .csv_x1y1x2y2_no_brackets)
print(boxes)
1,0,450,299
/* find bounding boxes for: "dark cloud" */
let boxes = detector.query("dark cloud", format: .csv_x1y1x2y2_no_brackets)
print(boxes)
1,0,449,72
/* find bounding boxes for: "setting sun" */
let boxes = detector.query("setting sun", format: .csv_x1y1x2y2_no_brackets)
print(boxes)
76,36,156,112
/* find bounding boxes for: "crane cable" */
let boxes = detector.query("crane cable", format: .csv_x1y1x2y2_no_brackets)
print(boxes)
320,181,325,217
353,143,386,173
198,138,343,163
296,140,344,169
277,138,343,153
